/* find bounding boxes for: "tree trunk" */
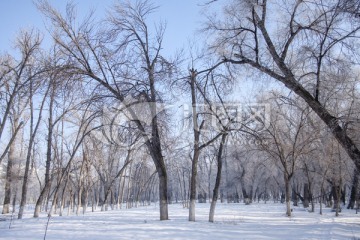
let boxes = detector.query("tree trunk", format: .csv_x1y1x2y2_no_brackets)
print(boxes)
68,189,72,216
76,154,86,216
303,183,310,208
189,69,200,222
284,175,291,217
34,183,51,217
59,172,70,216
2,114,20,215
347,169,358,209
320,187,323,215
119,171,126,209
83,189,88,215
292,188,298,207
224,153,230,203
209,133,227,222
149,141,169,220
189,150,200,222
158,172,168,220
18,142,34,219
18,79,49,219
76,187,83,215
34,84,55,218
2,143,15,214
332,183,342,216
240,167,250,204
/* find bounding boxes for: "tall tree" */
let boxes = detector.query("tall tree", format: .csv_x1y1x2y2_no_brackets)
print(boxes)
38,0,174,220
187,69,223,221
18,30,49,219
1,30,42,215
256,94,316,216
33,47,75,218
206,0,360,174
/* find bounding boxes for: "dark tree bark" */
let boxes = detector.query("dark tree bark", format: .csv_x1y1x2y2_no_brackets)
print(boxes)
188,69,222,221
303,183,310,208
347,169,359,209
292,188,298,207
209,133,227,222
284,174,292,217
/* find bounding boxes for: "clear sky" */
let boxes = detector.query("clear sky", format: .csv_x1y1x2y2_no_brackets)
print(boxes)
0,0,206,55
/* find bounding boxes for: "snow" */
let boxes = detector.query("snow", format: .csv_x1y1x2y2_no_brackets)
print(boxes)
0,203,359,239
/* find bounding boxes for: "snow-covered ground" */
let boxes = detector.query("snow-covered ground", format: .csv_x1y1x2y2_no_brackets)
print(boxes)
0,202,359,239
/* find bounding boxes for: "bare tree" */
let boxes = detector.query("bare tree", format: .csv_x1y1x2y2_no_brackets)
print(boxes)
37,0,177,220
48,102,101,216
18,31,50,219
34,47,75,218
256,94,316,216
206,0,360,174
187,69,224,221
1,29,43,215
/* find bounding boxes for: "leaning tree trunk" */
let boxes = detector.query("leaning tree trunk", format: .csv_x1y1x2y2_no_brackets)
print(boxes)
209,133,227,222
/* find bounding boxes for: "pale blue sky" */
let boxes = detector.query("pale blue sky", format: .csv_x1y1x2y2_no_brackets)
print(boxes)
0,0,206,54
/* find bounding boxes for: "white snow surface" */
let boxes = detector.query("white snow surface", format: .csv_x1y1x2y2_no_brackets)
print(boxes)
0,203,359,239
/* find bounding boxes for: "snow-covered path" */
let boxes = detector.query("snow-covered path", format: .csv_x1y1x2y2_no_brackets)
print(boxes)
1,203,359,239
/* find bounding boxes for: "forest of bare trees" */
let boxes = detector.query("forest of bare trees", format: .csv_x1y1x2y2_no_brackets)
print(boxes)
0,0,360,223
